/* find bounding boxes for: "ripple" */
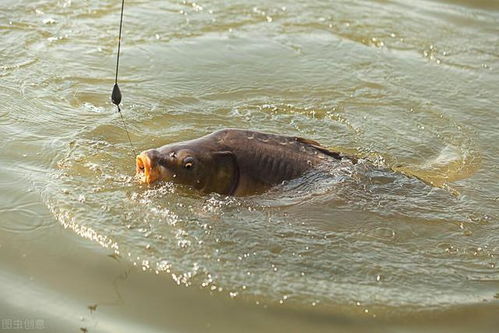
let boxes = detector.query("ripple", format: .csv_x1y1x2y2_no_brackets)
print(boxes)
40,127,496,309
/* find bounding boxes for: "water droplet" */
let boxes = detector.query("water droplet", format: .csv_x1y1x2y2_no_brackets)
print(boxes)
43,18,56,24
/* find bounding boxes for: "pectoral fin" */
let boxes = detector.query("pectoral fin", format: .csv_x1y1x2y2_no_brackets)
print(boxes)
211,151,240,195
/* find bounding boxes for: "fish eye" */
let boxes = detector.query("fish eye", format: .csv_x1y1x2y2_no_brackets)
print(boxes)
183,156,194,169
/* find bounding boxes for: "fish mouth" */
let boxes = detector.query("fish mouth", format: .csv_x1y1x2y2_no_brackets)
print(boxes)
136,152,170,184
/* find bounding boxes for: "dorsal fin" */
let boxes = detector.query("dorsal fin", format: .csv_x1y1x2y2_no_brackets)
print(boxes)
296,137,356,162
295,137,321,146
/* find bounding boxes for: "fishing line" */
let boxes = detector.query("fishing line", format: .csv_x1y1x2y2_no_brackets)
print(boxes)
111,0,136,156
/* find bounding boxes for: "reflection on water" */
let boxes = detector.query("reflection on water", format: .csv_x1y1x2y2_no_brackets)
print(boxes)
1,0,498,329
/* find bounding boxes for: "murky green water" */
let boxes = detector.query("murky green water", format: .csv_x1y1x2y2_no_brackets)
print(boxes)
1,0,498,331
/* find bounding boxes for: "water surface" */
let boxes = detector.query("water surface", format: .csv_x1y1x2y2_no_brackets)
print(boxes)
1,0,498,331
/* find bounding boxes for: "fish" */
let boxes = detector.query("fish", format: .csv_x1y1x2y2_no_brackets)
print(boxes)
135,129,354,196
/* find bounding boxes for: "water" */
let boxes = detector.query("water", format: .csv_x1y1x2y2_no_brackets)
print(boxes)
1,0,498,331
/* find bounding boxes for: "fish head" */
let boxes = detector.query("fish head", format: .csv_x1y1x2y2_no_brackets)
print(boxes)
136,144,238,194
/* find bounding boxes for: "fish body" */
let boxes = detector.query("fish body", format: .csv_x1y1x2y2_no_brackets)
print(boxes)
136,129,349,196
